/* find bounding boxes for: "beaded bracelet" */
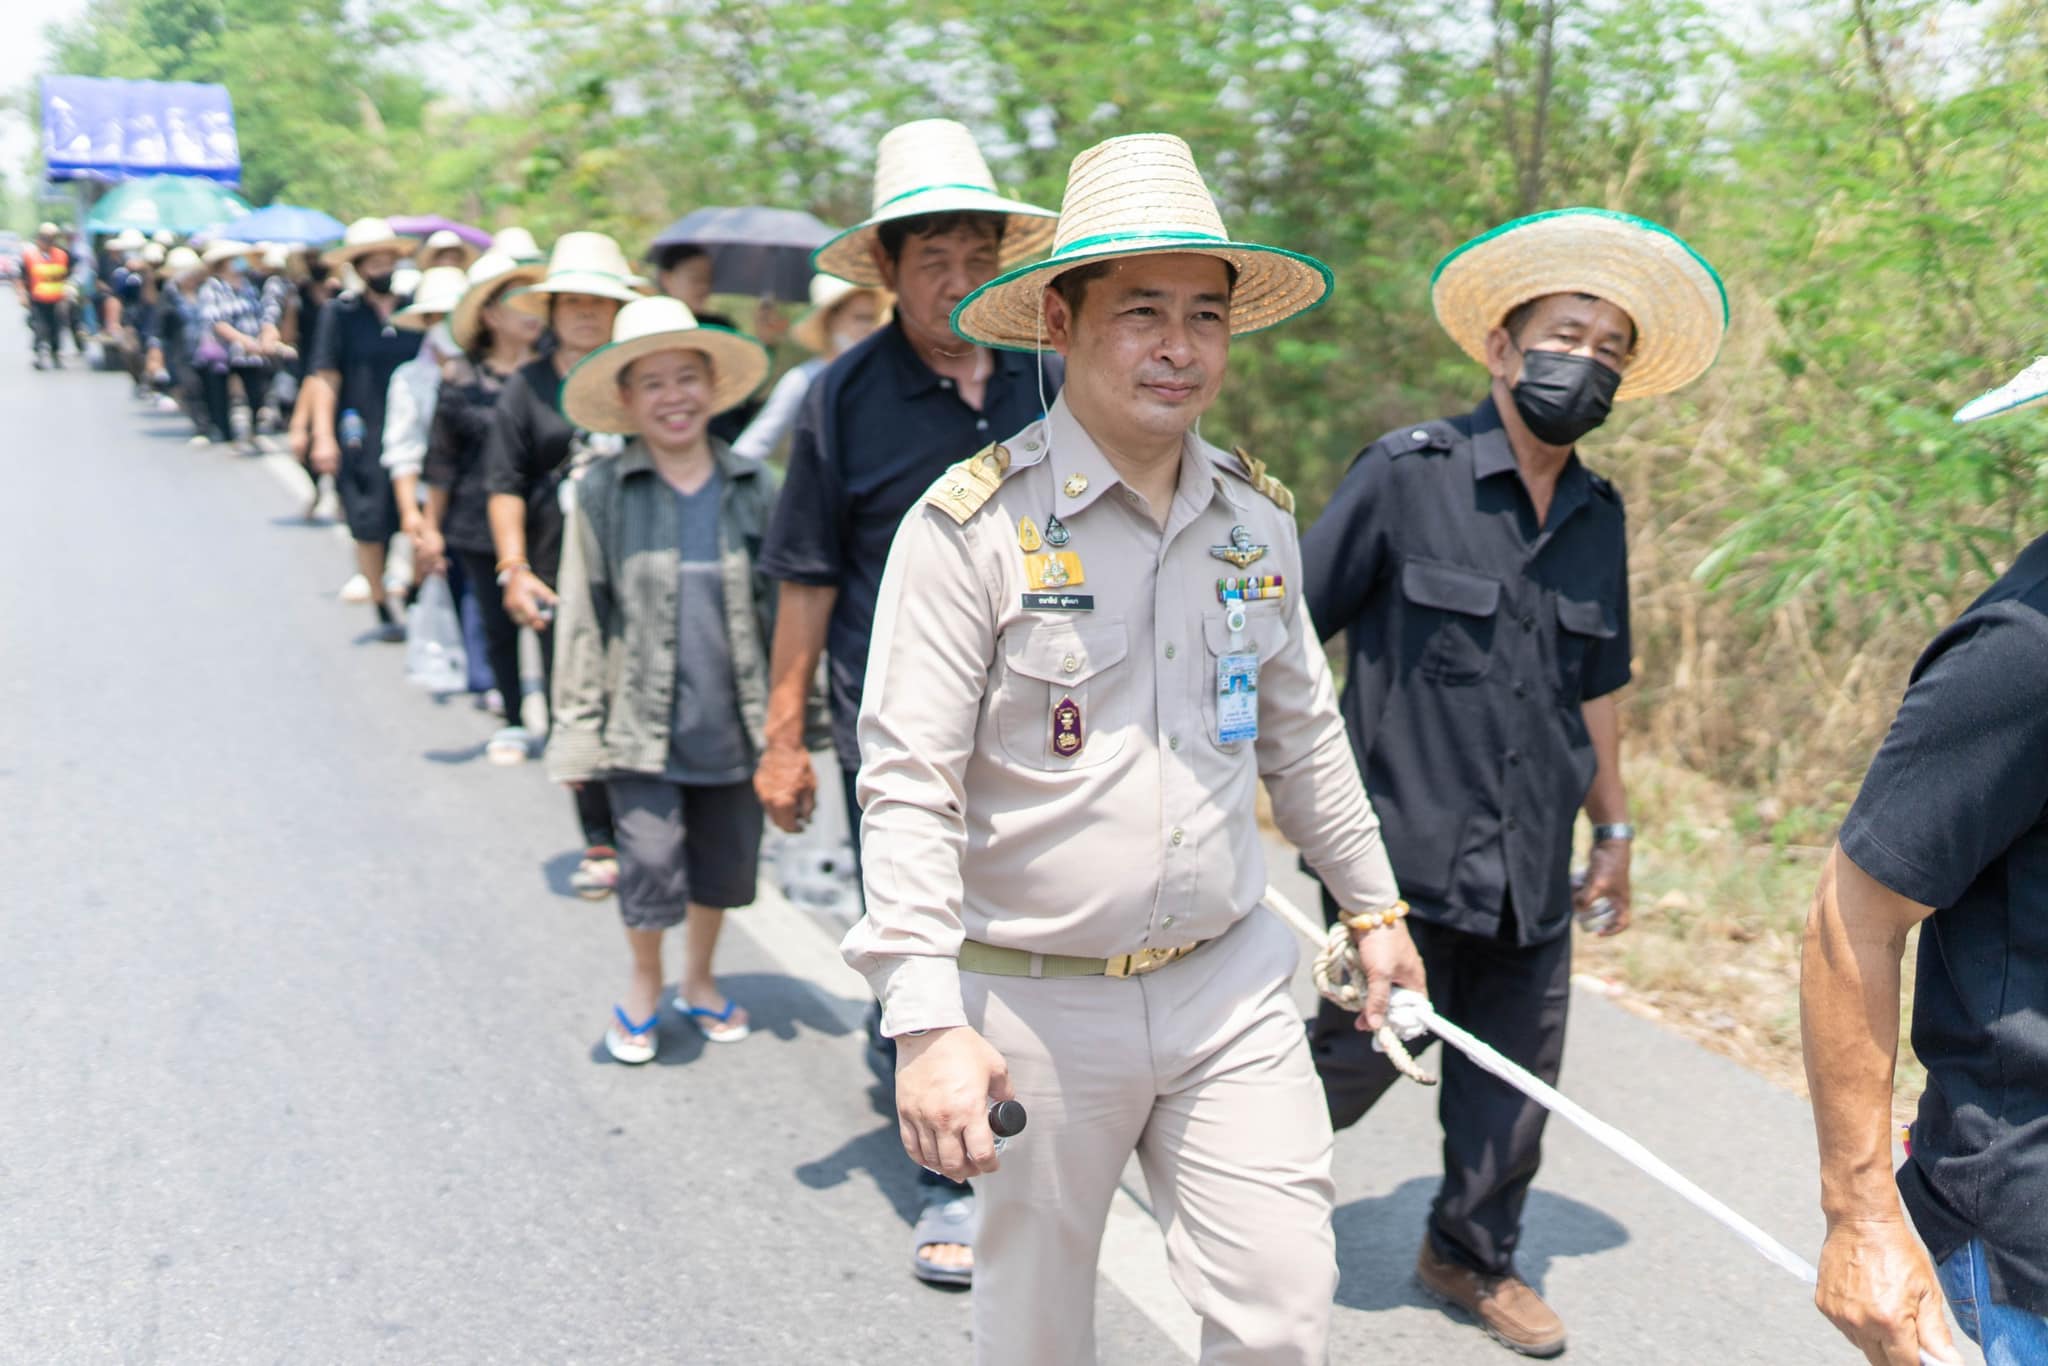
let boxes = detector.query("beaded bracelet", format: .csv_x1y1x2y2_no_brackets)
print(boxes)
1340,900,1410,934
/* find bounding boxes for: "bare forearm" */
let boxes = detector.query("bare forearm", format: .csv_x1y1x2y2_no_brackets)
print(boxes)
487,493,528,568
424,486,451,534
1801,847,1922,1225
392,472,422,528
764,583,835,751
307,370,338,431
1582,693,1628,825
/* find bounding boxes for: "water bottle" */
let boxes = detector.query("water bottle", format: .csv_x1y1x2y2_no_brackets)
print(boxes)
1571,868,1621,934
339,407,366,452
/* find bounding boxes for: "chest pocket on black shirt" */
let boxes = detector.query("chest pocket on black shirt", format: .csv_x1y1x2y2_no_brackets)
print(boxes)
1401,559,1501,685
1555,596,1617,701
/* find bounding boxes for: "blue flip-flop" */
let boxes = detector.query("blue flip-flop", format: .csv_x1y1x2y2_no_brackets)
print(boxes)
674,996,751,1044
605,1004,660,1064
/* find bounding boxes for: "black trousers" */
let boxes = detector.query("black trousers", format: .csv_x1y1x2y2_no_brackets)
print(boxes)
844,766,973,1200
200,364,270,443
29,301,66,358
1308,888,1572,1276
456,547,615,849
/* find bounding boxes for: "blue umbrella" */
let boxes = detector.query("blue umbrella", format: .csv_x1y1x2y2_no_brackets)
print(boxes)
217,204,346,246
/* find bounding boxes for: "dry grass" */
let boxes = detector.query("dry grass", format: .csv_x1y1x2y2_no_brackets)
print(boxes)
1570,754,1923,1126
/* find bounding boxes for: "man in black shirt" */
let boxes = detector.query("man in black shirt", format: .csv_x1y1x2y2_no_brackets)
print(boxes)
307,218,422,639
1302,209,1727,1356
1805,362,2048,1366
753,117,1056,1288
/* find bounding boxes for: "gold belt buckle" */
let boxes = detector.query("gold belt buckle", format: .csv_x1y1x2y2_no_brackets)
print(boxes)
1106,945,1184,978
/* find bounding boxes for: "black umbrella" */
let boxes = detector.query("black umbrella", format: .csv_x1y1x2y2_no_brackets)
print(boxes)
646,206,839,304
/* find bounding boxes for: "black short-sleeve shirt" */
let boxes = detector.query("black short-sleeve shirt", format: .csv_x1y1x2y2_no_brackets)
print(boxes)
480,358,577,584
1302,396,1632,944
1840,531,2048,1314
757,318,1062,765
310,292,421,465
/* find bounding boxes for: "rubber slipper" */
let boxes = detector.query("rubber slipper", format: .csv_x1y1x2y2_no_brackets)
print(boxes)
571,848,619,901
675,996,751,1044
911,1192,977,1287
604,1004,659,1065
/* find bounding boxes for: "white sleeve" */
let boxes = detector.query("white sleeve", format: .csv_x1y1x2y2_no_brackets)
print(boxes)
730,365,815,462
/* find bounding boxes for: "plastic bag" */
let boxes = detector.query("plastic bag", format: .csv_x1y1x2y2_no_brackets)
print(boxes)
404,574,468,694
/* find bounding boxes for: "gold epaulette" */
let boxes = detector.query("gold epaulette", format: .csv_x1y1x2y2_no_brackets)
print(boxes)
1235,446,1295,514
924,443,1011,525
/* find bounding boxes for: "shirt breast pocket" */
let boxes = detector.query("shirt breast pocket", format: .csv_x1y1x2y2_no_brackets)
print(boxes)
995,620,1132,771
1401,559,1501,686
1554,595,1617,701
1201,608,1288,753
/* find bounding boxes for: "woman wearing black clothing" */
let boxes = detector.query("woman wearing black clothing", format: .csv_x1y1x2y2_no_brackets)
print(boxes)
421,252,544,737
481,233,642,900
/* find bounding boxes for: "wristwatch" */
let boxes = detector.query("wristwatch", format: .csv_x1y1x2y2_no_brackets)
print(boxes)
1593,823,1636,843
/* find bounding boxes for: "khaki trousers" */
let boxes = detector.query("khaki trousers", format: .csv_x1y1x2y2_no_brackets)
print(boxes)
962,907,1337,1365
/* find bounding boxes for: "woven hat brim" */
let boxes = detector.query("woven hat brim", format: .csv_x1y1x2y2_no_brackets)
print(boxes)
811,188,1057,287
1430,209,1727,401
1955,357,2048,424
792,287,890,353
950,238,1334,353
322,237,420,267
559,326,771,435
503,272,650,317
449,264,546,351
393,298,461,331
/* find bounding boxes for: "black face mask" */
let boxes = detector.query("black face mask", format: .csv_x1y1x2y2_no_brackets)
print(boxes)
1509,346,1621,447
361,272,396,297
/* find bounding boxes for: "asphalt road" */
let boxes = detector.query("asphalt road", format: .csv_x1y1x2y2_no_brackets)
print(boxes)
0,303,1914,1364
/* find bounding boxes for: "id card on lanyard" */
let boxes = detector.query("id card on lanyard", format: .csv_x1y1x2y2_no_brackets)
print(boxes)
1215,601,1259,745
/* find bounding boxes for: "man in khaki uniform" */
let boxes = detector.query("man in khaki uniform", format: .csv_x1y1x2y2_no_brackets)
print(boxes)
842,133,1427,1365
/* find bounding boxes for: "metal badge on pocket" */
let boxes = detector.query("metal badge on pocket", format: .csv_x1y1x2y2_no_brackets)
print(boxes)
1051,695,1084,757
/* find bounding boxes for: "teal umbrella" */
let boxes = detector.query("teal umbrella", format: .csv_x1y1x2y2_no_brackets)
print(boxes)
86,175,252,236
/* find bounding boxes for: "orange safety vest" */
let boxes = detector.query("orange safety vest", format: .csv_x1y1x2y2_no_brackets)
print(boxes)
23,245,70,304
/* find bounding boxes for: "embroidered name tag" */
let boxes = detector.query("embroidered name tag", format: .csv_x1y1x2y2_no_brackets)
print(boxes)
1022,593,1095,612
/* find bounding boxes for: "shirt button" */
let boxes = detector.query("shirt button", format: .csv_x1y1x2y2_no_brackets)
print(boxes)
1168,735,1181,751
1164,644,1177,660
1061,654,1078,674
977,419,989,431
1410,430,1428,441
1505,817,1520,833
1513,681,1530,699
1164,915,1177,928
1170,828,1185,846
1506,750,1521,766
1521,615,1536,632
940,379,953,389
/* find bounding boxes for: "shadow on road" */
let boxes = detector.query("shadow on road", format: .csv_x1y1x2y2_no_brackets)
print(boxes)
1333,1179,1629,1311
793,1080,938,1232
424,740,491,765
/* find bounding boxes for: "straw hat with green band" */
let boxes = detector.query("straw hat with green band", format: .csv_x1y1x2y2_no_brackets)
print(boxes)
504,231,650,317
448,251,546,351
951,133,1333,353
811,119,1057,288
1430,207,1728,401
559,296,771,435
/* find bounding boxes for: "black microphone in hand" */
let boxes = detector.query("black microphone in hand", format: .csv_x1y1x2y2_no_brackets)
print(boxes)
989,1099,1027,1154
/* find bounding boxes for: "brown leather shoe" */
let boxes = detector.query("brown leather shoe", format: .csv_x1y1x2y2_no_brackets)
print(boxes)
1415,1238,1567,1357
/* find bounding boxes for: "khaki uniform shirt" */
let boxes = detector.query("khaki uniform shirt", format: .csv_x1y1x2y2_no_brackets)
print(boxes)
843,396,1401,1035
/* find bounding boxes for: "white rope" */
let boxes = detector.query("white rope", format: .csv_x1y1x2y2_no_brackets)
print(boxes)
1265,884,1955,1366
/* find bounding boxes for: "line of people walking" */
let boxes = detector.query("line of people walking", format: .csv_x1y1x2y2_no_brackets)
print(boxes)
60,109,2044,1366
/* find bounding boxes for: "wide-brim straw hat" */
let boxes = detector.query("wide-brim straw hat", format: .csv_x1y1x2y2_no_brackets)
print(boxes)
561,296,770,434
450,251,547,351
394,267,473,329
812,119,1057,288
160,246,202,279
323,217,420,267
504,231,649,317
952,134,1332,353
201,239,250,267
107,229,147,251
792,274,891,353
491,226,544,263
1431,207,1727,402
418,229,479,268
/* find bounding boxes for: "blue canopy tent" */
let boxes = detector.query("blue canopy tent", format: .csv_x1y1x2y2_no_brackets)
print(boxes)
42,75,241,186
